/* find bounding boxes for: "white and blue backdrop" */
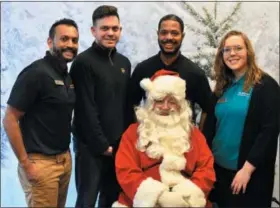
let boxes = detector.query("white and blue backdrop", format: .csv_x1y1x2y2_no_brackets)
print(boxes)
1,1,279,207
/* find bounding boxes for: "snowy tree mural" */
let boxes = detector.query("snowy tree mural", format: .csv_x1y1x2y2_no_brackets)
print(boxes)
1,2,279,207
181,1,242,78
1,63,8,163
1,103,7,162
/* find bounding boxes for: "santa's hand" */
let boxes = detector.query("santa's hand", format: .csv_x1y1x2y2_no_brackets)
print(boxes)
172,181,206,207
158,191,189,207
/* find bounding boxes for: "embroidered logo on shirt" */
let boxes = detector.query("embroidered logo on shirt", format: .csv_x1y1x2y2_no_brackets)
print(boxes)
217,97,227,103
120,68,125,73
54,80,64,86
238,92,250,97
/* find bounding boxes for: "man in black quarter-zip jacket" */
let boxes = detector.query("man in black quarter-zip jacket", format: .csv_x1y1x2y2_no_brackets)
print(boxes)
70,5,131,208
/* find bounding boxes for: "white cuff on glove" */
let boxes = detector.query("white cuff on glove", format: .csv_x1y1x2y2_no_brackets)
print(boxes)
158,191,190,207
172,179,206,207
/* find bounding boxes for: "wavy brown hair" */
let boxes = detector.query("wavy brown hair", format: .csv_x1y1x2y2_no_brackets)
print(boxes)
213,30,264,97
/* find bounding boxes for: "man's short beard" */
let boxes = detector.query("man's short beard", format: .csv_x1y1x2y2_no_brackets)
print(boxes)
51,46,77,63
158,39,182,57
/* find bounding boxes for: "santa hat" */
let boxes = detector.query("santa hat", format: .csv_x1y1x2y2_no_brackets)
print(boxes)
140,69,186,102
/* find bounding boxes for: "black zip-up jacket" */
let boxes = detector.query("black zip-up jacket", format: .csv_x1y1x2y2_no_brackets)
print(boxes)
70,42,131,155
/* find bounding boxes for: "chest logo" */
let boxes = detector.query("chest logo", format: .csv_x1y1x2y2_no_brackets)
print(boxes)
54,80,64,86
238,92,250,97
217,97,227,103
120,68,126,73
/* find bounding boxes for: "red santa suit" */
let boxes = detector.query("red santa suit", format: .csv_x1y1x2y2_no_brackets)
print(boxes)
113,70,215,207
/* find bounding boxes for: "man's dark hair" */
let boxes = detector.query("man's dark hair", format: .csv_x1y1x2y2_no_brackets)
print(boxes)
49,18,78,40
92,5,120,25
158,14,184,32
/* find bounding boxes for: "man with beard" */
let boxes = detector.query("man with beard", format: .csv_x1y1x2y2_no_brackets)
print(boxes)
70,5,131,208
113,70,215,207
128,14,212,129
3,18,79,207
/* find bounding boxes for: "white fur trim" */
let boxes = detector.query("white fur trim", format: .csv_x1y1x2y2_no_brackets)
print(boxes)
112,201,128,207
133,177,168,207
140,78,153,92
172,179,206,207
149,75,186,101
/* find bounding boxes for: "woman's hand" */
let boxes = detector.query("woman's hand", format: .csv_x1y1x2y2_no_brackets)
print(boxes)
231,161,255,194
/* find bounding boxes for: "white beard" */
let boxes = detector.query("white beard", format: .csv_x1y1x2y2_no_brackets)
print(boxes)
135,100,194,187
135,100,193,160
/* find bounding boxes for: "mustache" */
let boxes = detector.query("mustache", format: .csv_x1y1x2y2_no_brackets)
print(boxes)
104,38,116,41
161,39,177,44
61,47,77,54
153,107,178,115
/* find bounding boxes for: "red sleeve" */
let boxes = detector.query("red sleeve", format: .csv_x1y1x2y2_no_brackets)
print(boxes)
115,124,168,207
190,127,216,197
115,124,148,200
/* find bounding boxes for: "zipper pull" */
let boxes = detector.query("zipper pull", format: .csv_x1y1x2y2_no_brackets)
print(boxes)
108,49,113,66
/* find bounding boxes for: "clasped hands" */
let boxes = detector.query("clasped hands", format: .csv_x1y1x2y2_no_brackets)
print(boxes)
157,189,190,207
157,182,206,208
157,186,205,207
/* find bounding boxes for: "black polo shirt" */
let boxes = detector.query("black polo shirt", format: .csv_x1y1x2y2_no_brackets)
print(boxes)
128,52,212,123
7,51,75,155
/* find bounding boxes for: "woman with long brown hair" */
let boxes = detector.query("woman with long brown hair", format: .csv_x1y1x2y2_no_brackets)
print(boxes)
203,30,280,207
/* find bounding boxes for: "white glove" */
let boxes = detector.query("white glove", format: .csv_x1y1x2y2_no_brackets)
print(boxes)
172,181,206,207
157,191,190,207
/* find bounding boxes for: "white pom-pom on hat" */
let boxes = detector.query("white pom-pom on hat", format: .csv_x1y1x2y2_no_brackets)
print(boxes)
140,78,153,92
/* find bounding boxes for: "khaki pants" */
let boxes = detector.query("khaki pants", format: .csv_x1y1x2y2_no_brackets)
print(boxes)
18,150,72,207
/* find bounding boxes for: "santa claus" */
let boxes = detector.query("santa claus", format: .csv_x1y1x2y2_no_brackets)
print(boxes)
113,69,215,207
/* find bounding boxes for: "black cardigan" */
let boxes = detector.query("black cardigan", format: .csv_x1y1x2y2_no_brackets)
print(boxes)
203,73,280,173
